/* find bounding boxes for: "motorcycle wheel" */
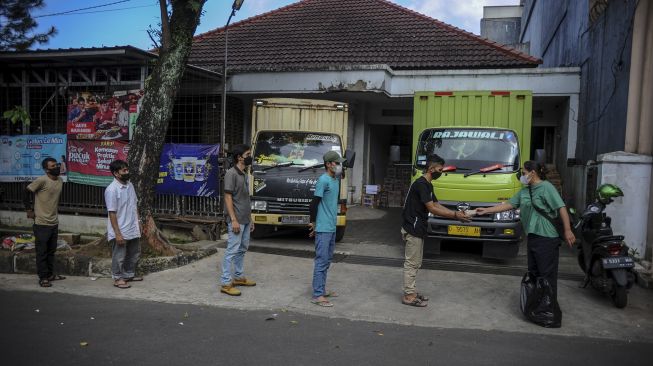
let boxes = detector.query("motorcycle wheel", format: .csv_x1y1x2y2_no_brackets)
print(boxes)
611,286,628,308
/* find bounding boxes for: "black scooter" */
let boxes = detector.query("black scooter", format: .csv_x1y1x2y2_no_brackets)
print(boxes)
572,184,636,308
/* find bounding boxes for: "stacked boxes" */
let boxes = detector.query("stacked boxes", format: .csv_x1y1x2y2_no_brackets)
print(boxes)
377,165,413,208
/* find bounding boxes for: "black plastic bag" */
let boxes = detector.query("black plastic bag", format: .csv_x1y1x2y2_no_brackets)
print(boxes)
520,272,562,328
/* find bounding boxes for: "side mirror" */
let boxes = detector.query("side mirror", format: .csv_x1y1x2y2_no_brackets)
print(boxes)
344,149,356,168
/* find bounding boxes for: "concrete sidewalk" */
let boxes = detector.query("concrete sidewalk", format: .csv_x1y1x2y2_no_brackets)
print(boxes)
0,249,651,343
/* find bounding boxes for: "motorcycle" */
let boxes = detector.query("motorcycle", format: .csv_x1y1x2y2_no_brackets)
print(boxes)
572,184,636,308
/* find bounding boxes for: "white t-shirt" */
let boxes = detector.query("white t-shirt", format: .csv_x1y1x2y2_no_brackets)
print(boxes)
104,178,140,241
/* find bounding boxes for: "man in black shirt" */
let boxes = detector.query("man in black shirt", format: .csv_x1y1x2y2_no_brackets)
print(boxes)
401,154,470,307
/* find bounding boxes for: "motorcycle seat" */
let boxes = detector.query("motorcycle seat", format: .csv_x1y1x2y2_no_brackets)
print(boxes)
594,235,624,243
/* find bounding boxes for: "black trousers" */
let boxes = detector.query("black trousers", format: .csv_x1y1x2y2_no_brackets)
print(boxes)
34,224,58,280
527,234,560,298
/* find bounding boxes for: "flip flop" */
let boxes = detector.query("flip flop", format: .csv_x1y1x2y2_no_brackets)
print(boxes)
402,297,427,307
126,277,143,282
48,275,66,281
311,299,334,307
38,279,52,288
113,281,131,289
324,291,339,298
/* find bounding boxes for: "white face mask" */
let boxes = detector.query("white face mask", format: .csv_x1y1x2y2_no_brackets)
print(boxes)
520,173,531,185
334,164,343,177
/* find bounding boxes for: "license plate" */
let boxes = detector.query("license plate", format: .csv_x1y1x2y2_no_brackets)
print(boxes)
281,215,309,225
447,225,481,237
602,256,635,269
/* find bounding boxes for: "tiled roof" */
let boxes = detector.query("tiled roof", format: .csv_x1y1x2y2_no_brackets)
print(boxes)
189,0,540,72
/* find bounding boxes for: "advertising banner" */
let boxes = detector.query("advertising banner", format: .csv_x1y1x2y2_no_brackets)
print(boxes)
67,140,129,187
156,143,220,197
66,90,142,140
0,134,68,182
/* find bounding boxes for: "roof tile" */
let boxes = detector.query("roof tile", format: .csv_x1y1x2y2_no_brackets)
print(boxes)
189,0,539,72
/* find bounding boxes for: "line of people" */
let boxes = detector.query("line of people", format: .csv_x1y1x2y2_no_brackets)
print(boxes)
24,149,574,318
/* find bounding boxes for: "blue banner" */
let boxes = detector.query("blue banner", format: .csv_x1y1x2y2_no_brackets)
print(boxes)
0,134,68,182
156,143,220,197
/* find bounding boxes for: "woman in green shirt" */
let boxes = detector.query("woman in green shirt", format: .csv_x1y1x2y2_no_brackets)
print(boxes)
477,161,575,298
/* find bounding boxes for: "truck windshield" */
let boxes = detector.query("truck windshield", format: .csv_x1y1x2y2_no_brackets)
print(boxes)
253,131,342,167
416,128,519,172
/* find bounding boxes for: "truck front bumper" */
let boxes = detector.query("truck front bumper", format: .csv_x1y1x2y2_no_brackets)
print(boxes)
251,213,346,227
426,217,523,258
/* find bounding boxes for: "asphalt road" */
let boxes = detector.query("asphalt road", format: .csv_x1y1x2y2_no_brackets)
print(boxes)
1,290,651,366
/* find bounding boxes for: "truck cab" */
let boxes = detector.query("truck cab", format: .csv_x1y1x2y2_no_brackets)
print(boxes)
412,91,532,258
249,99,353,241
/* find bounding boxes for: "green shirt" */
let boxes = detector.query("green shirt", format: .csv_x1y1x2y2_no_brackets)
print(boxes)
509,181,565,238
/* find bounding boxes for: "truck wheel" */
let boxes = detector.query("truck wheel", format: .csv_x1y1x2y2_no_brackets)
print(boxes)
611,286,628,309
335,226,346,242
251,224,273,239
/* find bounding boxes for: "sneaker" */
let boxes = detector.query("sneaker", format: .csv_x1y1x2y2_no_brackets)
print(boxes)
220,284,241,296
233,277,256,287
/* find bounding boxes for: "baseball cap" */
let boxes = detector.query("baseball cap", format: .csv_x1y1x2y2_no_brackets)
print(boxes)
323,151,346,163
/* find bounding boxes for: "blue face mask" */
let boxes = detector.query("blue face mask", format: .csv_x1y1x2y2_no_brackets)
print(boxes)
520,173,531,185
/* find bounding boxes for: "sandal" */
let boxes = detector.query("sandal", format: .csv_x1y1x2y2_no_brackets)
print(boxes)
402,297,427,307
324,291,339,298
311,299,334,307
126,277,143,282
48,274,66,281
416,293,429,302
38,279,52,288
113,280,131,289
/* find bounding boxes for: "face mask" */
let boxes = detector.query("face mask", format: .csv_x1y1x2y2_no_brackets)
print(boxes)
431,171,442,180
334,164,343,177
48,167,61,177
244,156,253,166
120,173,130,182
520,173,530,185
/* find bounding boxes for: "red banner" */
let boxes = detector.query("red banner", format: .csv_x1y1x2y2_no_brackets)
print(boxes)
67,140,130,186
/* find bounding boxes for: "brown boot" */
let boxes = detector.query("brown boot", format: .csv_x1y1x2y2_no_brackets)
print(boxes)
220,284,241,296
233,277,256,287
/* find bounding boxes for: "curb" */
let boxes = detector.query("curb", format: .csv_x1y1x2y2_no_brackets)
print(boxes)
0,242,221,278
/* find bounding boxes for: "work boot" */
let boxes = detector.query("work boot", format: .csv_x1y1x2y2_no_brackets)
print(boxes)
233,277,256,287
220,284,241,296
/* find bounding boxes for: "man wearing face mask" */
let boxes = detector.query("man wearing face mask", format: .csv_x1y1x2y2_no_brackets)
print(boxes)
308,151,346,307
220,144,256,296
24,158,64,287
401,154,471,307
105,160,141,289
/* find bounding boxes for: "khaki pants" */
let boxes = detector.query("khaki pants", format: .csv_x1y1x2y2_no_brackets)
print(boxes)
401,228,424,295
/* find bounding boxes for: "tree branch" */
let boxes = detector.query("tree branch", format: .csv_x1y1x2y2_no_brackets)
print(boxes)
159,0,171,50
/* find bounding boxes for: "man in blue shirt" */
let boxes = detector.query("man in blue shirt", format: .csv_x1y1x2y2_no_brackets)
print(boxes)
308,151,345,307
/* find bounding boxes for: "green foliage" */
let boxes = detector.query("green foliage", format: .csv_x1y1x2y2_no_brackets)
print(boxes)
0,0,56,51
3,106,31,125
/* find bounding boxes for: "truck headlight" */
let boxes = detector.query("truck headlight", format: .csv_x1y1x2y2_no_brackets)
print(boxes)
251,201,267,211
494,210,519,221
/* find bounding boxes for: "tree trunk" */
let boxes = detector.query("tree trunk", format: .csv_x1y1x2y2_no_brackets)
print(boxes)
127,0,206,256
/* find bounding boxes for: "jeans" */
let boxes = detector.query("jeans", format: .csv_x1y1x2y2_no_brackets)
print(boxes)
221,222,251,285
527,234,560,299
312,231,336,298
34,224,58,280
110,238,141,280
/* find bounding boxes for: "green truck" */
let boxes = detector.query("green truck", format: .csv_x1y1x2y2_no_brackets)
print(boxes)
412,90,533,259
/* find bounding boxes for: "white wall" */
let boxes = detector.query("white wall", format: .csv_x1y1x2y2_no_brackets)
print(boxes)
598,152,653,258
1,210,106,235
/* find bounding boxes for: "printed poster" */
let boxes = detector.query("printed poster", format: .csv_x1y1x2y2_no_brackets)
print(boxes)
67,140,129,187
156,143,220,197
0,134,68,182
66,90,143,140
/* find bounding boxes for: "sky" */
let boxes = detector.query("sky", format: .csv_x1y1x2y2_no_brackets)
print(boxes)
27,0,518,50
